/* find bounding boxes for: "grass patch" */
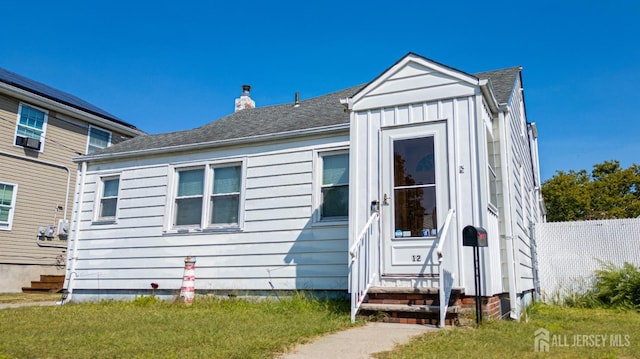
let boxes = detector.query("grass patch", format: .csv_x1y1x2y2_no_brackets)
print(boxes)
0,292,60,304
0,294,354,358
550,261,640,310
376,304,639,358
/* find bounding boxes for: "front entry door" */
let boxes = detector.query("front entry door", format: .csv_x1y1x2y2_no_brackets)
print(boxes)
381,122,449,275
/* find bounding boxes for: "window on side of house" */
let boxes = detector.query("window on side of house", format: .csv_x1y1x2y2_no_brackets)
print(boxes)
0,182,18,231
174,168,205,227
172,163,243,230
486,128,499,209
87,126,112,154
319,152,349,221
210,165,241,226
97,177,120,221
15,103,47,151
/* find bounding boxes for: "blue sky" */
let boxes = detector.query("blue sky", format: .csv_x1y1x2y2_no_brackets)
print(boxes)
2,1,638,181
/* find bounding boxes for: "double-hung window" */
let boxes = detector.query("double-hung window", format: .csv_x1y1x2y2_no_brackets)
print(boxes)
486,128,499,209
210,166,241,225
0,182,18,230
87,126,112,154
173,163,243,230
97,177,120,221
174,168,205,226
319,152,349,221
15,103,47,151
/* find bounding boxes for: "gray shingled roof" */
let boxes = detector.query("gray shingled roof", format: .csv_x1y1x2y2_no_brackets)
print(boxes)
475,67,521,105
88,64,520,157
0,67,139,130
93,85,364,156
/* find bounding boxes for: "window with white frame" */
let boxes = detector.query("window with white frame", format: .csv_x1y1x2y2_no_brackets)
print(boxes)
15,103,47,151
210,165,241,225
0,182,18,230
87,126,112,154
97,177,120,221
486,128,499,208
319,152,349,220
174,168,205,226
173,163,243,229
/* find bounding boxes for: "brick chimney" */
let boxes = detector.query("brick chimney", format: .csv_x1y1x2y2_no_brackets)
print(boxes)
234,85,255,112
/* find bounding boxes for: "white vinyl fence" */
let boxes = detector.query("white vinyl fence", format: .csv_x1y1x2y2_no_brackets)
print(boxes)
535,218,640,301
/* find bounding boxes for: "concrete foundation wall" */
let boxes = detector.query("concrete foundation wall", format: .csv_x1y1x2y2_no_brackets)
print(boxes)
0,264,64,292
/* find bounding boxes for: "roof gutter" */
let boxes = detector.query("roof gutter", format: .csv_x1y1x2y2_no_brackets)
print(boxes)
478,79,500,114
0,82,145,137
75,123,351,163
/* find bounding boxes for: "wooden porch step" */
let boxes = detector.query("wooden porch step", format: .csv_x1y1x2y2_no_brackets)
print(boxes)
358,286,465,325
21,286,63,293
29,281,62,289
367,287,465,295
39,275,65,283
360,303,460,314
22,274,65,293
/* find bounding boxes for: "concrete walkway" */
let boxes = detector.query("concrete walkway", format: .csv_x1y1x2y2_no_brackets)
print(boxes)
279,322,437,359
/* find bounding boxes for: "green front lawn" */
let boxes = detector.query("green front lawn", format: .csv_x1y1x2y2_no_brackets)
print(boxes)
376,304,640,358
2,295,638,359
0,295,353,359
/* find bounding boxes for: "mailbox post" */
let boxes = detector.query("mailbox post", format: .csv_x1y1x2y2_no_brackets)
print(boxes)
462,225,488,327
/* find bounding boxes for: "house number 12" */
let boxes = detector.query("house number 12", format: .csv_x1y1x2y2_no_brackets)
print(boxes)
411,255,422,262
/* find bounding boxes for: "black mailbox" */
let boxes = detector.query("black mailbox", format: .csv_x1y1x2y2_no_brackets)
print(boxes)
462,225,488,247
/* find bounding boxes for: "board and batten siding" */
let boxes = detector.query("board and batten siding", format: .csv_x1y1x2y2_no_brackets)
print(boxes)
503,76,537,294
350,81,483,293
68,135,351,300
481,99,506,296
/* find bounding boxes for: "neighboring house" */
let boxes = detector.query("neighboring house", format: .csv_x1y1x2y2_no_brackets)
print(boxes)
64,53,544,324
0,68,144,292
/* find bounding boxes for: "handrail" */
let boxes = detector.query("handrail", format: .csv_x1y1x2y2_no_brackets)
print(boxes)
437,208,456,327
349,212,380,322
437,209,456,263
350,212,379,261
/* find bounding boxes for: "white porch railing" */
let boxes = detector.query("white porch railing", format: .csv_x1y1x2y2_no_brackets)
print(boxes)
349,212,380,322
436,209,456,328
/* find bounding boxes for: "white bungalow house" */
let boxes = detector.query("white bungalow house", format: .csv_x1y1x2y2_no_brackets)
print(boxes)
63,53,544,325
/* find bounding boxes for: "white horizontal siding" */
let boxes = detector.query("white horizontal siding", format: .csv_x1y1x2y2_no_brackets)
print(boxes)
72,276,346,291
245,184,311,200
245,206,312,221
77,251,346,269
70,136,350,296
77,239,346,259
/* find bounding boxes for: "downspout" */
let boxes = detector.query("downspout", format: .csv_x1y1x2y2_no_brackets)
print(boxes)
0,151,70,249
497,108,519,320
63,160,87,303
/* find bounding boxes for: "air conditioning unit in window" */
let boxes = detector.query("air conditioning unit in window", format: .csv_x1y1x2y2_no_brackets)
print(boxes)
15,136,41,150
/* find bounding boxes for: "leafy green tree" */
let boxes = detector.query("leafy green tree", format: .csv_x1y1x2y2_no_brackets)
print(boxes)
542,160,640,222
